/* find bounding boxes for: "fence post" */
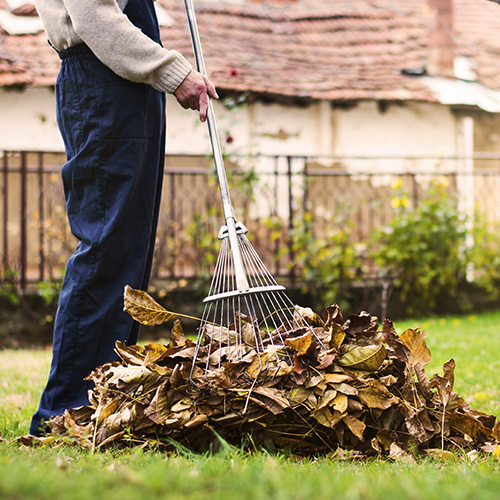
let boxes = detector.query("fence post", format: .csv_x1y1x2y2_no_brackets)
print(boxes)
411,172,419,209
273,155,280,276
2,151,8,274
457,116,475,281
302,157,309,213
37,152,45,282
287,156,295,286
20,151,28,291
169,170,176,278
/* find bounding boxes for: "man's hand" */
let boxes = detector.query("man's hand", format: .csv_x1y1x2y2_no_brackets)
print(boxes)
174,69,218,122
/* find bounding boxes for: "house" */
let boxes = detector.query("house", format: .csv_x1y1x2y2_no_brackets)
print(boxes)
2,0,500,153
1,0,500,283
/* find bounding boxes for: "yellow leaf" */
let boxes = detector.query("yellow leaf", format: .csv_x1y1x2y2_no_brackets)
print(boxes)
330,392,348,413
311,407,333,428
143,343,169,364
115,341,146,365
285,332,313,356
102,405,135,433
424,449,456,460
171,397,194,413
400,328,431,367
169,320,186,347
328,324,345,350
95,399,121,426
123,286,177,326
343,414,366,441
314,389,338,411
325,373,351,384
358,384,397,410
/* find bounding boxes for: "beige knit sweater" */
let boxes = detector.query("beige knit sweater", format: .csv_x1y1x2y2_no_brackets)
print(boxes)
34,0,192,94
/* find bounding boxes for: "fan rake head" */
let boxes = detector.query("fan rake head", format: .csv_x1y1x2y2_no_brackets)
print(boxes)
189,222,324,383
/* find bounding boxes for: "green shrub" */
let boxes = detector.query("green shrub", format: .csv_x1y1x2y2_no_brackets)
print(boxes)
370,177,468,315
290,207,365,308
470,215,500,299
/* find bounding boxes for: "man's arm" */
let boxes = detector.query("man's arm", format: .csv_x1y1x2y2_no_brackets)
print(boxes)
62,0,217,119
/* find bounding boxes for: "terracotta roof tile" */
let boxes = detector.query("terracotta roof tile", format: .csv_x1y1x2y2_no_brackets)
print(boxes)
0,0,499,103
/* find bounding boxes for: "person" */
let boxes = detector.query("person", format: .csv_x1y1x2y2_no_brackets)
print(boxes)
30,0,217,436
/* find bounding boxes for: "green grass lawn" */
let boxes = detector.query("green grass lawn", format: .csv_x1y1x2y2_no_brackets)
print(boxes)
1,310,500,500
396,310,500,418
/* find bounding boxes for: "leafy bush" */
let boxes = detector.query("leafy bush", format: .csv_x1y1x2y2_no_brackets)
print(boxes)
370,177,468,315
290,206,365,308
470,215,500,299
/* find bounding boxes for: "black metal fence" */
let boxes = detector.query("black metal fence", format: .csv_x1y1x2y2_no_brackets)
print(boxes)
2,150,500,290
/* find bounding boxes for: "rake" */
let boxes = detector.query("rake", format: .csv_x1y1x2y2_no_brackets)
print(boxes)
184,0,323,381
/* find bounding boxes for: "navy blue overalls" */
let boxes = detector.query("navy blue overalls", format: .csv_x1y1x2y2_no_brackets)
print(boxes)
30,0,166,435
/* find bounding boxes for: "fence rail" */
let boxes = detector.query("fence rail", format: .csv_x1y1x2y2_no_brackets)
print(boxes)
2,150,500,290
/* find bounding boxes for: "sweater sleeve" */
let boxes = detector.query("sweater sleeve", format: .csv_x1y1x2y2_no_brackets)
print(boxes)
62,0,192,94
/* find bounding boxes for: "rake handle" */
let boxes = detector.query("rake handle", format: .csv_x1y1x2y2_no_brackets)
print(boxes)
183,0,249,291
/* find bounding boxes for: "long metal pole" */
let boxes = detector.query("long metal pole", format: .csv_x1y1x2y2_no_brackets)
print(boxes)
183,0,249,292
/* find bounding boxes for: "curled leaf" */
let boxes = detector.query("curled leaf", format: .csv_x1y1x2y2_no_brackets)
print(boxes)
294,306,324,327
328,324,345,350
323,304,343,328
285,332,313,356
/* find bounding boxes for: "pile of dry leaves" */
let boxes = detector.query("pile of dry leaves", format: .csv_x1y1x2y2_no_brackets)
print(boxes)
44,287,500,458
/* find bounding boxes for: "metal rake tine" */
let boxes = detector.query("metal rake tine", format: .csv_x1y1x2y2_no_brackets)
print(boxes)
185,1,326,385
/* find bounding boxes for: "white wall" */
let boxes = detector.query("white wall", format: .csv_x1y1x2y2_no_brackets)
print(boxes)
166,95,330,157
331,100,457,173
0,87,62,151
1,87,458,165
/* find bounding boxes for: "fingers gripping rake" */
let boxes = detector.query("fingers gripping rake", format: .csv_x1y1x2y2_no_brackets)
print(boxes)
184,0,323,382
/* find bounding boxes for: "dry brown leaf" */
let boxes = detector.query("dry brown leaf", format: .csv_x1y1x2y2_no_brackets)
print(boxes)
114,341,146,366
343,414,366,441
288,386,313,407
381,319,410,362
357,380,398,410
170,320,187,347
338,343,387,372
330,392,349,413
344,311,379,337
322,304,343,328
247,387,290,415
123,286,178,326
448,413,488,440
327,324,346,350
400,328,431,367
41,300,499,459
314,389,338,411
294,306,324,327
285,332,313,356
324,373,351,384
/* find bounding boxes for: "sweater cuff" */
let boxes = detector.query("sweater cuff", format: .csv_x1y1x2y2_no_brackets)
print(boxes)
156,51,193,94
